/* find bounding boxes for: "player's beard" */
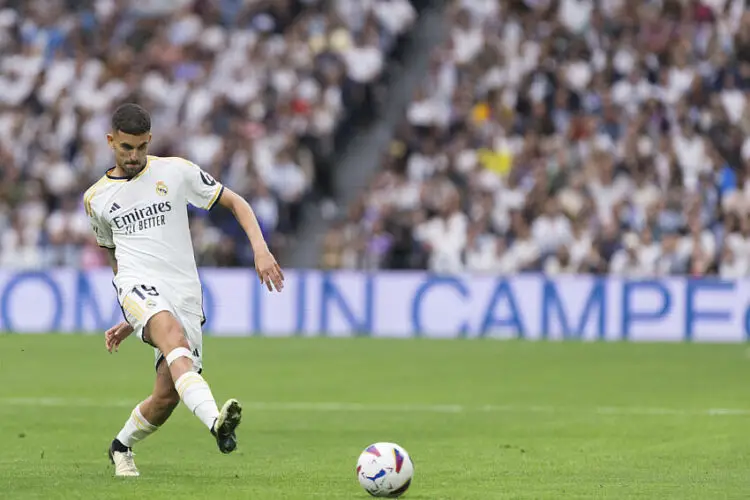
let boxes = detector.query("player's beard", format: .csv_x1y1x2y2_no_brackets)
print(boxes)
120,159,147,178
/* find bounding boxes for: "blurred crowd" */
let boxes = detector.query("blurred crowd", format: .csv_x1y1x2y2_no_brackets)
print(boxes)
0,0,415,268
322,0,750,278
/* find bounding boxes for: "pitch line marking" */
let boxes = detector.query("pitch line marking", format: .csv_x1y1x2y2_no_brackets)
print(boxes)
1,398,749,417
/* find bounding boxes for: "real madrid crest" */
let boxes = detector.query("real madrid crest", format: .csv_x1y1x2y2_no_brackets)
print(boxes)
156,181,168,196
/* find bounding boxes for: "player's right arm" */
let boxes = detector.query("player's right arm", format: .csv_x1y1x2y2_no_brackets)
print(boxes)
99,242,134,352
83,185,134,350
105,247,118,275
89,218,118,276
83,185,117,273
105,320,133,353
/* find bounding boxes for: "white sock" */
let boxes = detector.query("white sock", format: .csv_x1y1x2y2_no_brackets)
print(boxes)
175,371,220,430
116,404,158,448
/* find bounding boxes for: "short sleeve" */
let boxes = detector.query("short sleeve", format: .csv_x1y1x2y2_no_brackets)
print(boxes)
83,187,115,248
181,159,224,210
87,210,115,249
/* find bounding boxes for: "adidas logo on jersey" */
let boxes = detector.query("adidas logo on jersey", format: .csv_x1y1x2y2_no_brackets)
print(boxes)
110,202,121,214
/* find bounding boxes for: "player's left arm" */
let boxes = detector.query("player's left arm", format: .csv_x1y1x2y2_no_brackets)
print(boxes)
217,188,285,292
181,158,284,291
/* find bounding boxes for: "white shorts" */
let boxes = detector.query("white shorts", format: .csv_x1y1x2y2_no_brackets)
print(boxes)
117,283,204,372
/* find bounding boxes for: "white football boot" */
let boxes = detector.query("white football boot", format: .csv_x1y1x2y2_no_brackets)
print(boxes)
108,441,140,477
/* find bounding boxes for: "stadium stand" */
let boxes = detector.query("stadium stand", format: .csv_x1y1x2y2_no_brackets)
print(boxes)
0,0,415,268
4,0,749,278
321,0,750,277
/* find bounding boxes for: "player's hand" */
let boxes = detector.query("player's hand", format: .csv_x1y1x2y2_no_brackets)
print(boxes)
105,321,134,353
255,249,284,292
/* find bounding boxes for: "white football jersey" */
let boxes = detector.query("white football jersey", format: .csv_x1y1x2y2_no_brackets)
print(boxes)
83,155,224,317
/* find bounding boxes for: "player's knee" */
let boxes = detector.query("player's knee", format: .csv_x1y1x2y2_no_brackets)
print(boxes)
165,345,194,371
162,328,194,372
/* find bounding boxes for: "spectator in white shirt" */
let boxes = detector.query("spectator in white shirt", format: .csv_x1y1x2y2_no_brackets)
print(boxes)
342,28,384,84
464,224,496,272
610,232,650,277
678,216,717,263
264,149,310,233
656,231,689,275
415,188,467,274
506,211,540,273
544,245,579,275
532,198,572,257
719,245,749,279
672,123,708,191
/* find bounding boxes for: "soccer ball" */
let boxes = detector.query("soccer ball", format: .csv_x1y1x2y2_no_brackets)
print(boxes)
356,442,414,497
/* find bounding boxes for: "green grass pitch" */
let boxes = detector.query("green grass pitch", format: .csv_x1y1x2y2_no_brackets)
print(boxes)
1,335,750,499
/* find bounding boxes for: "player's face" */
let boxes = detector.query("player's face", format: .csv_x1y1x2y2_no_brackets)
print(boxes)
107,131,152,178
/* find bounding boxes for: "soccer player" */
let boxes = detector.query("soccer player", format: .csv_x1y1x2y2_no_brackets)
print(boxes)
84,103,285,477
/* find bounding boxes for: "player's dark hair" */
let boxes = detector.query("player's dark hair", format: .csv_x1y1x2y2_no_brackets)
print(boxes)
111,103,151,135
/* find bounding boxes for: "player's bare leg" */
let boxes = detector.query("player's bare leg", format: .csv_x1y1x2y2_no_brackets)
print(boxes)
144,311,242,454
140,361,181,425
109,359,180,476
